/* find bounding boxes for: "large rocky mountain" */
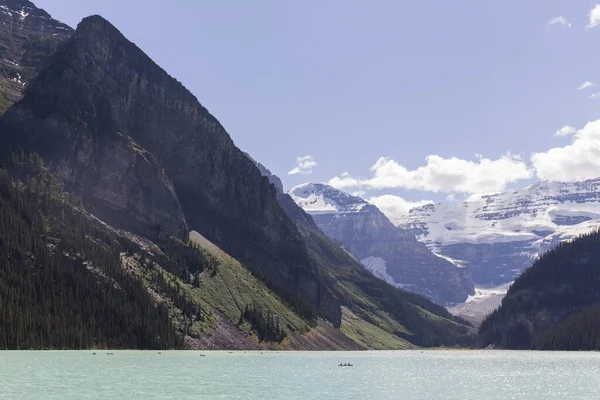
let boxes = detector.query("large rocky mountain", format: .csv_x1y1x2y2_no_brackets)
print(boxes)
399,179,600,286
0,0,72,114
0,14,344,324
289,183,474,305
478,231,600,350
0,9,472,349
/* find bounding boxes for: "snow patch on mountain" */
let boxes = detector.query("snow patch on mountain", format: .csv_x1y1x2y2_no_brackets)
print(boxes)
289,183,368,214
18,8,29,20
360,256,396,286
448,282,512,326
434,252,466,268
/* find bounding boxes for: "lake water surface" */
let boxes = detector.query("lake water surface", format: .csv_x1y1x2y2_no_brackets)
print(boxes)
0,350,598,399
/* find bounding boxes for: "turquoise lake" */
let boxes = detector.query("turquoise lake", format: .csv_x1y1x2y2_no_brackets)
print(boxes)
1,350,599,399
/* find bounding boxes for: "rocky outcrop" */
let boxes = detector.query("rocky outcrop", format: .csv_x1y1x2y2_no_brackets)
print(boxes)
289,183,474,305
0,0,71,114
0,15,341,326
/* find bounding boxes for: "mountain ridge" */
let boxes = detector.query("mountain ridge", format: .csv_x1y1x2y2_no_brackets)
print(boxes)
289,182,474,305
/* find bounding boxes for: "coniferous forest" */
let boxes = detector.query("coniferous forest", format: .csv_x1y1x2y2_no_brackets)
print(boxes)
0,154,182,349
479,230,600,350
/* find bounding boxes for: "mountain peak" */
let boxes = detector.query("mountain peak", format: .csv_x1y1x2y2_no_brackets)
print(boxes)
75,14,122,40
289,183,369,214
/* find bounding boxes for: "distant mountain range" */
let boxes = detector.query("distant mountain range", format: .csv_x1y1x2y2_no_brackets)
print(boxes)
399,180,600,286
286,179,600,325
289,183,474,305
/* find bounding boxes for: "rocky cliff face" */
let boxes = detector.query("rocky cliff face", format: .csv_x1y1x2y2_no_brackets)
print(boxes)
289,183,474,305
400,179,600,286
0,0,71,114
0,15,341,326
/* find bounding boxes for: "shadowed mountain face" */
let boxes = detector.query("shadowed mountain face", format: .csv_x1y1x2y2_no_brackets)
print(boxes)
0,15,341,326
0,0,72,114
289,183,474,305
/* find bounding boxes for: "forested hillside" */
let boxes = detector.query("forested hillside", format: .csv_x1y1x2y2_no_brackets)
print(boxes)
0,155,180,349
479,231,600,350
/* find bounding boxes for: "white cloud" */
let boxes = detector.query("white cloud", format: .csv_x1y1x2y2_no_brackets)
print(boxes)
587,5,600,29
548,16,572,28
532,119,600,182
578,81,595,91
288,155,317,175
368,195,433,225
591,92,600,99
328,154,532,194
555,125,577,137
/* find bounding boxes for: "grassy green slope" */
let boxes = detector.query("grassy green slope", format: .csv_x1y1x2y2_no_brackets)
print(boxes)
295,214,473,348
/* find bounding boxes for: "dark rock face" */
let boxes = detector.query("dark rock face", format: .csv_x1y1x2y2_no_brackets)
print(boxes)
289,183,474,305
0,15,341,326
0,0,72,114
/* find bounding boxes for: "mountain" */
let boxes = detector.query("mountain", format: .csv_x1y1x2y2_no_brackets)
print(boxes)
250,160,474,347
289,183,474,305
0,0,72,114
399,179,600,286
0,11,472,349
478,231,600,350
0,14,343,326
0,154,353,350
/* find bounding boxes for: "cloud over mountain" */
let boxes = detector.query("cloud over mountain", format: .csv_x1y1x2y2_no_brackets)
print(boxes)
532,119,600,182
288,155,317,175
328,154,532,194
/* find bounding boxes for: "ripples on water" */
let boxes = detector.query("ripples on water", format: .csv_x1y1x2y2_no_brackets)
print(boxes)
0,350,599,399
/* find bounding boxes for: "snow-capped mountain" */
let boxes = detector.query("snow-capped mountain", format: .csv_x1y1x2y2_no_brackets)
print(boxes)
399,178,600,286
289,183,474,305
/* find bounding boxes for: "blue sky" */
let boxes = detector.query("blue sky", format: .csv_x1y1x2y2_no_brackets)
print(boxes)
35,0,600,219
